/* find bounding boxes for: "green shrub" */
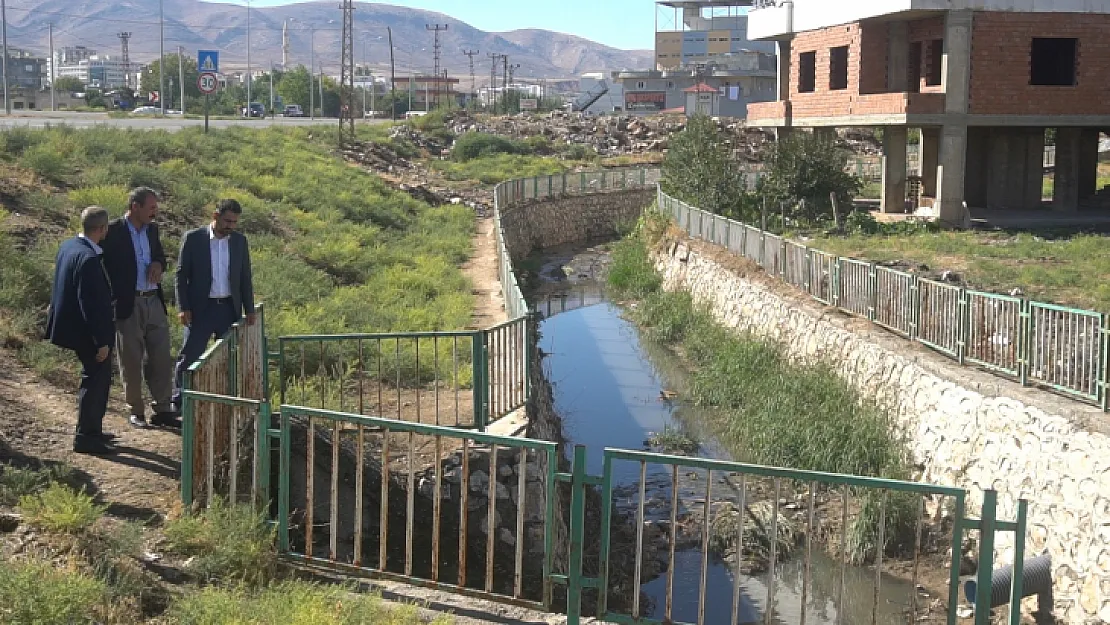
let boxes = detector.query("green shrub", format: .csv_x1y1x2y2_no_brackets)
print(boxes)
20,144,71,185
0,127,42,155
68,185,130,215
164,498,277,587
607,235,661,300
19,483,106,534
451,132,532,162
0,560,108,625
169,582,452,625
0,463,78,506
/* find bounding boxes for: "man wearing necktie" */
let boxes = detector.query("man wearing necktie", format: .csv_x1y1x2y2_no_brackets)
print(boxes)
45,206,118,455
172,199,256,409
101,187,179,429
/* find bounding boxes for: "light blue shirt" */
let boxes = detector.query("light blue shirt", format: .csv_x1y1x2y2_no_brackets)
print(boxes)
127,219,152,291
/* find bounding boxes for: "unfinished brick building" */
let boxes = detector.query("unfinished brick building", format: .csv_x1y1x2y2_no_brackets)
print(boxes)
746,1,1110,224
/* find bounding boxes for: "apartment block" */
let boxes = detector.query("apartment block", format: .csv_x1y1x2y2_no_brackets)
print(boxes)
747,1,1110,224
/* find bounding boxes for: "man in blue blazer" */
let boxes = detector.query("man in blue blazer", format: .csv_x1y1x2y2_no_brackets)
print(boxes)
45,206,118,455
172,199,256,408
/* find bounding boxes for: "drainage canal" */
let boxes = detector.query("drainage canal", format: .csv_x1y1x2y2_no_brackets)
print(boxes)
528,245,922,625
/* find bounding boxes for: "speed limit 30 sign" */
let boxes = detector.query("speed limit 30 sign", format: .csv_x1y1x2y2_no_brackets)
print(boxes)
198,72,218,95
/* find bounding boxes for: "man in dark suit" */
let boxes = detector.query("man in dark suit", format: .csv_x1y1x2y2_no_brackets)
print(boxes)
172,199,256,408
45,206,118,455
101,187,179,429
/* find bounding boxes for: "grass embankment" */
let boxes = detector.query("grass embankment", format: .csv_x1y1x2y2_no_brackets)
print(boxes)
0,125,474,382
608,216,917,562
0,464,447,624
811,229,1110,313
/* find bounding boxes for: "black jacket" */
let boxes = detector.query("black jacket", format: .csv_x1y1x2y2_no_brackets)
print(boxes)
45,236,115,352
175,226,254,322
100,217,168,321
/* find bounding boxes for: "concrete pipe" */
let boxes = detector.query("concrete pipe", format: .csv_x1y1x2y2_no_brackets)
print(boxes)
964,554,1052,609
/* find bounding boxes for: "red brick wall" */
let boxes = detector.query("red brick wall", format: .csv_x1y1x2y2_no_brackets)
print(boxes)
788,21,892,118
969,12,1110,116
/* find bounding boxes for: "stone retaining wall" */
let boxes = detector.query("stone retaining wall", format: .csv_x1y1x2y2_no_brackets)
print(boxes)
652,234,1110,625
500,189,654,260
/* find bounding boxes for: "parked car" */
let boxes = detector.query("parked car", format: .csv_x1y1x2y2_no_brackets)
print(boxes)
241,102,266,118
131,106,159,116
283,104,304,117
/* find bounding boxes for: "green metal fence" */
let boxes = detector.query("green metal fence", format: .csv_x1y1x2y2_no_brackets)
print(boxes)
658,189,1110,411
276,404,560,610
551,445,1029,625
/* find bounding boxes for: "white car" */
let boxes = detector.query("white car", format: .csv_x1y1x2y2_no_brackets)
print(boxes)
131,106,159,115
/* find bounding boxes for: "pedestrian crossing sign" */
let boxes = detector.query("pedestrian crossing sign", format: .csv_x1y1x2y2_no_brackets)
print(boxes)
198,50,219,73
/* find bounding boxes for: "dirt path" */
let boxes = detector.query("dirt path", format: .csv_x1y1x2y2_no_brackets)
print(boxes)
0,350,183,523
463,215,508,330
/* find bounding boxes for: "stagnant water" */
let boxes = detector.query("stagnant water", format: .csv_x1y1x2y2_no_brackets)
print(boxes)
530,248,920,625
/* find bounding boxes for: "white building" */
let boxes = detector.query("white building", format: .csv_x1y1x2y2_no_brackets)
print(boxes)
52,54,132,90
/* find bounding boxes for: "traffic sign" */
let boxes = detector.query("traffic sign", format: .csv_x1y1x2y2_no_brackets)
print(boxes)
198,72,218,95
198,50,220,73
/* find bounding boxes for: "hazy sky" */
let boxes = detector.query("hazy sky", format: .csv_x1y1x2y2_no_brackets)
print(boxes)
210,0,661,50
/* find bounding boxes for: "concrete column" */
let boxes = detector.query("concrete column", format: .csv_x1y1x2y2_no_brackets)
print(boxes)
887,22,910,92
935,10,973,225
936,124,969,225
921,128,940,197
881,126,908,213
1023,129,1046,208
1078,128,1100,200
1054,127,1081,212
963,127,989,209
777,40,791,102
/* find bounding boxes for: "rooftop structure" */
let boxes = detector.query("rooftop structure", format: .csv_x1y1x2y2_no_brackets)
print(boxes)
655,0,775,71
746,0,1110,224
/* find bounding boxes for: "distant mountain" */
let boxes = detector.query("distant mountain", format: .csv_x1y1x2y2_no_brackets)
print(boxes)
5,0,653,80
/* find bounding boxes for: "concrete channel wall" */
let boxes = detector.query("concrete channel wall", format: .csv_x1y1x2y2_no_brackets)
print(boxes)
650,235,1110,625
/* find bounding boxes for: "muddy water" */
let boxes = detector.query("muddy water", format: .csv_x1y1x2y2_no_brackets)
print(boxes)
529,247,920,625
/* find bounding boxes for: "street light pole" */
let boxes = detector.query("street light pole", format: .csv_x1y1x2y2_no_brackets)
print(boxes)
159,0,165,116
178,45,184,114
309,27,315,120
246,0,252,107
48,22,55,112
2,0,11,115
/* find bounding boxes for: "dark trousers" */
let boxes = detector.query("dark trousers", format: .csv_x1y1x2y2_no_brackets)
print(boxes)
172,299,238,406
74,345,112,440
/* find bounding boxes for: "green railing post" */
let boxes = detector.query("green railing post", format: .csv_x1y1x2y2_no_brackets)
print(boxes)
975,490,998,625
601,170,608,190
180,370,195,508
868,262,878,322
640,167,646,185
947,493,967,624
562,173,568,195
910,275,920,340
277,338,287,406
228,326,239,396
580,171,586,192
1008,499,1029,625
548,175,553,197
1100,314,1108,411
958,288,969,366
473,332,489,431
255,401,271,509
566,445,588,625
833,257,841,308
1020,300,1031,388
277,407,291,553
259,305,270,402
597,452,614,617
533,176,539,198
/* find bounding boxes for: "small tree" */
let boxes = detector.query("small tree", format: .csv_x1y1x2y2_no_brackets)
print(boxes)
762,132,862,224
661,114,752,220
53,76,85,93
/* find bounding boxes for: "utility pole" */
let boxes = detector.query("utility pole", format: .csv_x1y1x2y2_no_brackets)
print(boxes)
269,61,274,115
487,53,503,111
159,0,164,116
2,0,10,115
502,55,509,115
462,48,478,107
340,0,355,143
309,26,315,120
246,0,252,107
117,32,131,89
319,69,324,117
49,23,55,111
425,24,447,109
178,46,185,114
387,27,396,120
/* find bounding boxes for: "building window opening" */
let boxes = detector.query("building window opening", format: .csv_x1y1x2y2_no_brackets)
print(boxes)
1031,38,1078,86
908,41,922,92
925,39,943,86
829,46,849,90
799,51,816,93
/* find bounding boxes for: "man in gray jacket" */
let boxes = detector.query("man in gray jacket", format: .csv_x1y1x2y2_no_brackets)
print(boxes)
172,199,255,409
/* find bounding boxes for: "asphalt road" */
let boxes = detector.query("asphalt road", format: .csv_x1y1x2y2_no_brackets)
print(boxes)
0,110,389,131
